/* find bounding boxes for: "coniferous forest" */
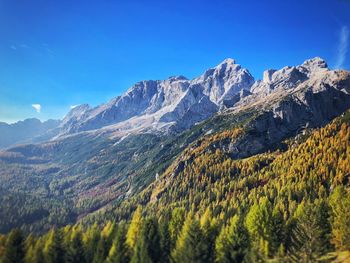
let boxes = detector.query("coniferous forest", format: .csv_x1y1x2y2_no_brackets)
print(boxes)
1,111,350,263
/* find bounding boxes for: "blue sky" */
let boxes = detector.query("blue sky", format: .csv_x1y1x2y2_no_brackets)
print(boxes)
0,0,349,123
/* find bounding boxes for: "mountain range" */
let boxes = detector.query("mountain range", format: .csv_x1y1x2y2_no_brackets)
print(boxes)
0,119,60,149
0,57,350,233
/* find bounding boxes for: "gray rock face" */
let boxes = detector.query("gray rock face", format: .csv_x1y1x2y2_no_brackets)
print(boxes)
59,58,255,135
250,57,328,95
219,64,350,159
51,57,350,140
191,58,254,104
59,104,91,133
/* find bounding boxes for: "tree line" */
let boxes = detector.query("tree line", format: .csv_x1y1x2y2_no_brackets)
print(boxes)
1,186,349,263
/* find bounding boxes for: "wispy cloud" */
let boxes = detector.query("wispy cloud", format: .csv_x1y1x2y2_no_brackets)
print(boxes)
335,26,349,69
9,43,53,57
20,44,30,49
31,104,41,113
10,44,30,51
70,105,79,109
42,43,55,57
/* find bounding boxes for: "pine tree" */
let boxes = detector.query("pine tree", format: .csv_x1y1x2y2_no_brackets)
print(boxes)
3,229,25,263
126,207,143,251
24,234,35,254
270,206,285,254
171,214,208,263
159,220,171,263
215,215,249,263
288,200,331,261
245,198,273,258
329,186,350,250
25,238,45,263
102,221,117,250
130,217,161,263
83,223,100,263
66,228,86,263
168,208,185,248
201,209,219,263
93,235,110,263
93,222,117,263
43,228,65,263
106,223,129,263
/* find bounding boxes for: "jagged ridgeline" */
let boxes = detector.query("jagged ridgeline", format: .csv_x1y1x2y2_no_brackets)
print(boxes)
0,57,350,254
1,111,350,262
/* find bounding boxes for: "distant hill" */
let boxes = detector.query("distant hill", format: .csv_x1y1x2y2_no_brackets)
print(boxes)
0,118,60,149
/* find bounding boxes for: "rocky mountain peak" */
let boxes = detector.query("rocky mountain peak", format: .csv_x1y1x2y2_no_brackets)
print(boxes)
213,58,241,76
167,75,188,82
251,57,330,95
192,59,255,104
302,57,328,70
56,57,348,138
218,58,237,66
59,104,90,132
198,58,239,80
297,57,328,77
62,104,90,122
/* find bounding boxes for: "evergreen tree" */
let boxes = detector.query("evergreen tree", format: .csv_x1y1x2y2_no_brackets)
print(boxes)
171,214,208,263
270,206,285,254
25,238,45,263
102,221,117,250
3,229,25,263
92,236,108,263
83,223,100,263
126,207,143,251
201,209,219,263
106,223,129,263
93,222,116,263
66,229,85,263
130,241,152,263
288,200,332,261
131,217,161,263
245,198,273,258
215,215,249,263
329,186,350,250
24,234,35,254
43,229,65,263
159,220,171,263
168,208,185,248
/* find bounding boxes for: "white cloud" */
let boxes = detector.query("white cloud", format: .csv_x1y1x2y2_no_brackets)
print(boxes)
335,26,349,69
31,104,41,113
70,105,79,109
20,44,30,49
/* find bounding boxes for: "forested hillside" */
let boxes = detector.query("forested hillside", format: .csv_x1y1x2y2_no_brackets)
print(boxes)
1,110,350,263
1,59,350,237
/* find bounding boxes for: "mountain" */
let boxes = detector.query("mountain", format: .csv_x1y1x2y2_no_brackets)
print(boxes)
0,57,349,234
0,118,60,149
56,57,350,139
57,58,254,136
